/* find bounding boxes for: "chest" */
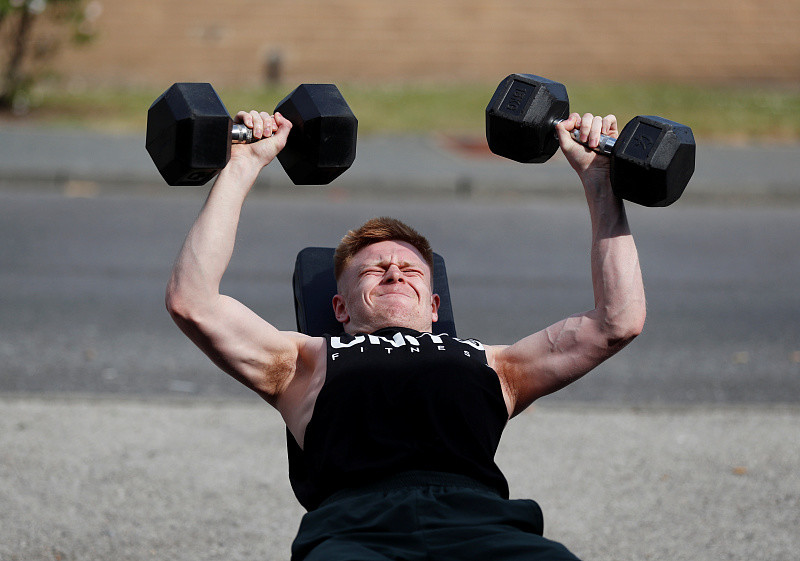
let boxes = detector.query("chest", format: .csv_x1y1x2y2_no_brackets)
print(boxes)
319,331,506,428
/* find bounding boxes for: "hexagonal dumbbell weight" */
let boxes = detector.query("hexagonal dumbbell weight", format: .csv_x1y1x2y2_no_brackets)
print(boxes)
485,74,696,207
146,82,357,186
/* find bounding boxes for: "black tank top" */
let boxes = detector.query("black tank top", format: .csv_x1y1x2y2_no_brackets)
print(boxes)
287,327,510,511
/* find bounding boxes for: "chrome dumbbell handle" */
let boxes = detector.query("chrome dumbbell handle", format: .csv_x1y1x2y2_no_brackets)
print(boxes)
231,123,255,143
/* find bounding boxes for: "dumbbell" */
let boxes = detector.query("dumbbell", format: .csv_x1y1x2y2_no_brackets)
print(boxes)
485,74,696,207
146,82,358,186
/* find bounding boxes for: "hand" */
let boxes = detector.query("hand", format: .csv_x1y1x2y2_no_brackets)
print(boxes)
555,113,618,182
229,110,292,170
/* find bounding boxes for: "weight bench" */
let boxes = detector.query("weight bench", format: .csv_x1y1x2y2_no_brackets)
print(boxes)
292,247,457,337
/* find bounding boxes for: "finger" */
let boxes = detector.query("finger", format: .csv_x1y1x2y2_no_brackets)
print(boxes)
259,112,276,137
268,112,290,145
579,113,596,144
602,114,618,138
584,114,603,148
235,110,253,127
248,110,265,139
274,112,293,134
565,112,581,131
555,113,581,145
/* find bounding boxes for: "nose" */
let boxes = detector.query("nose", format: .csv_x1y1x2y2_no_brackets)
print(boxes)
382,264,404,283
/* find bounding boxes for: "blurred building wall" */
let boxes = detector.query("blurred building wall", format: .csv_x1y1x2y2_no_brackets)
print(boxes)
57,0,800,87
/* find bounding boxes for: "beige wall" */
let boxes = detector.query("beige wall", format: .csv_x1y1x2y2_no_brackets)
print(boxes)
56,0,800,87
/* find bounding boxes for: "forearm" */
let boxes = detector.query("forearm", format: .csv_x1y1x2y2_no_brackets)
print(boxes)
167,160,262,312
584,173,646,342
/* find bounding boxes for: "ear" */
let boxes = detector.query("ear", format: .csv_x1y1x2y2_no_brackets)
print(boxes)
332,294,350,324
431,293,441,323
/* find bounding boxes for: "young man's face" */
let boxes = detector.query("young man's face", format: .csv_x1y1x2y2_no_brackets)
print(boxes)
333,240,440,334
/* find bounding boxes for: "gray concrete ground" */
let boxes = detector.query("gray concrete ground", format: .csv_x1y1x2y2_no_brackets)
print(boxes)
2,125,799,560
3,396,798,561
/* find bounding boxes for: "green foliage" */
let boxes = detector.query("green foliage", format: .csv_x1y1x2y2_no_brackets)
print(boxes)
0,0,97,111
565,81,800,142
215,81,800,140
19,81,800,143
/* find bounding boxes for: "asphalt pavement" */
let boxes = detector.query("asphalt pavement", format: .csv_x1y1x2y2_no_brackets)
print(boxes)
2,124,799,561
1,124,799,203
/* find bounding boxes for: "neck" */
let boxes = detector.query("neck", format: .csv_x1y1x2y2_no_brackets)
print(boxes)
344,318,433,336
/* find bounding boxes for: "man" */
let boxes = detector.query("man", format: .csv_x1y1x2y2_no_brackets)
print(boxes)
166,108,646,560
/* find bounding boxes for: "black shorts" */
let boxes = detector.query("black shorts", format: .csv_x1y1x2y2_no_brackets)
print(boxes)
291,471,582,561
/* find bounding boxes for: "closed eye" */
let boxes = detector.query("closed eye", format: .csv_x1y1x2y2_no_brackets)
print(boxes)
402,268,424,276
360,267,385,276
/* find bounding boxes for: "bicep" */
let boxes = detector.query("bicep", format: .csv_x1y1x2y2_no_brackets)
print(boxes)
169,294,301,400
490,310,622,416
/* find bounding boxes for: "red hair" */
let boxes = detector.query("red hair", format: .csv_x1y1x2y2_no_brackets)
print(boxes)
334,217,434,280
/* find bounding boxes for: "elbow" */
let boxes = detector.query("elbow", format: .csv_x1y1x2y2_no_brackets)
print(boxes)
165,272,219,333
165,281,200,326
165,290,182,320
602,307,646,350
620,314,645,345
165,286,187,324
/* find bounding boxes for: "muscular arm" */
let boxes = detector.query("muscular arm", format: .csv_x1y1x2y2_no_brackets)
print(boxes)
165,112,320,406
489,113,646,417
